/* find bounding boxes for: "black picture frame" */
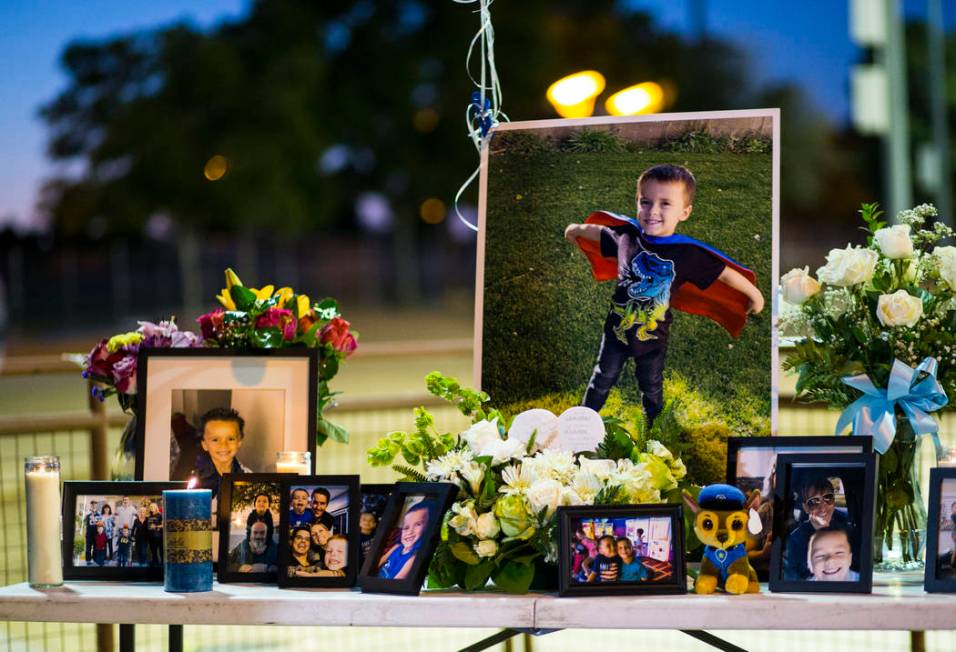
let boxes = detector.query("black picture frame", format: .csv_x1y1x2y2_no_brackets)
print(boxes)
924,467,956,593
358,482,458,596
134,348,318,486
359,483,393,569
725,435,873,581
556,504,686,597
216,473,285,583
62,481,186,581
276,475,361,588
769,453,876,593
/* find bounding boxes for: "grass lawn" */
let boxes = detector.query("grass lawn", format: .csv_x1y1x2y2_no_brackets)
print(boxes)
481,145,772,436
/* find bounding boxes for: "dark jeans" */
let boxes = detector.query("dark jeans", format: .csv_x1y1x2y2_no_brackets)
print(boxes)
583,331,666,425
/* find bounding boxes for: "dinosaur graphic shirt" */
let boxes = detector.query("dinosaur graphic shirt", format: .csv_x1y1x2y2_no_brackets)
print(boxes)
600,224,725,352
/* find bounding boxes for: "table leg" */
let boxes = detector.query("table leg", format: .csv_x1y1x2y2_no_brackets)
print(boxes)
169,625,183,652
119,624,135,652
458,629,521,652
681,630,748,652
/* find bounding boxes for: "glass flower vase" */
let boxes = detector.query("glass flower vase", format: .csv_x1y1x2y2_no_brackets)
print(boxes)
871,417,927,584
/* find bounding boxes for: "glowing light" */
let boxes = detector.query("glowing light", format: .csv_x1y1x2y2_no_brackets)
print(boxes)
187,477,198,490
546,71,606,118
605,82,665,116
204,155,229,181
413,108,440,133
420,198,446,224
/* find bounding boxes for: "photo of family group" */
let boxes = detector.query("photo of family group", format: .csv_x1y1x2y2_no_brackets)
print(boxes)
72,494,165,568
772,454,876,594
934,478,956,581
218,477,282,581
727,436,872,579
568,515,674,585
284,483,352,580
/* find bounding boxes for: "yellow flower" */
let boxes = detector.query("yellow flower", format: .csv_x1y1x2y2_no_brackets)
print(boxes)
217,268,244,310
224,268,243,289
107,332,143,353
251,285,274,301
296,294,311,317
273,287,294,308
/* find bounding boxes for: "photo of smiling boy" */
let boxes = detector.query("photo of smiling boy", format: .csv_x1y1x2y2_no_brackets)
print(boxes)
783,475,856,581
377,499,432,580
190,407,251,499
565,164,764,425
807,527,859,582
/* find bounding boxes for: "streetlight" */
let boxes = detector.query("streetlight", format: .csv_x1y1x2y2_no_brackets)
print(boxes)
546,71,606,118
605,82,665,116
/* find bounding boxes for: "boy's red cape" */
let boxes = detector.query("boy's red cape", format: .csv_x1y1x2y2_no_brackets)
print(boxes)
575,210,757,338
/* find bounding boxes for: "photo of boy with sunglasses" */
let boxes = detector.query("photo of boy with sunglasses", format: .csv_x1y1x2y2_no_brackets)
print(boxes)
782,475,859,581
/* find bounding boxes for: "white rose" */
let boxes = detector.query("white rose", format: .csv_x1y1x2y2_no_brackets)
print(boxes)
479,437,525,465
876,290,923,327
475,539,498,558
448,501,478,537
780,266,821,304
475,512,500,539
873,224,914,259
461,419,501,454
577,457,616,481
934,246,956,289
525,478,563,518
816,245,878,287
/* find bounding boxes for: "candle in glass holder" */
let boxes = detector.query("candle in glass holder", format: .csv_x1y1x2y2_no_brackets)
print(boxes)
939,446,956,468
276,451,311,475
163,488,213,592
25,456,63,588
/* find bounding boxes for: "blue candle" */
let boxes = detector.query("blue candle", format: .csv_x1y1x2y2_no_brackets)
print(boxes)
163,489,213,592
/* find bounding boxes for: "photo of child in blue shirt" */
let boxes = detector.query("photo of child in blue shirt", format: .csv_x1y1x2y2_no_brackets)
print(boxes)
377,501,432,580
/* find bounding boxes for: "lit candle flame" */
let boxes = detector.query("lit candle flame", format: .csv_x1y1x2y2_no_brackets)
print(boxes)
187,476,198,490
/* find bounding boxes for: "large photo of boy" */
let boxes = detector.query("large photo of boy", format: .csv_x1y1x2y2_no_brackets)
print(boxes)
477,111,776,471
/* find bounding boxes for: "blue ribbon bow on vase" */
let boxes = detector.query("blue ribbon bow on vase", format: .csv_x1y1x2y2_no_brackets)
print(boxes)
835,357,949,456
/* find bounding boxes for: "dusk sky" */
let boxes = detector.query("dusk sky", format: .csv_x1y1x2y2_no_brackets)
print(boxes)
0,0,952,231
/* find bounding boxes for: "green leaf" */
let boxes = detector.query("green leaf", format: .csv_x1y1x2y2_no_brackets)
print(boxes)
490,560,535,594
230,285,257,311
315,298,340,320
450,542,481,565
463,559,495,590
427,543,464,589
252,327,284,348
316,415,348,445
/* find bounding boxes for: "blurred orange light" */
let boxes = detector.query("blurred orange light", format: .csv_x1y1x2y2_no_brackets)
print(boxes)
420,198,446,224
204,155,228,181
546,71,606,118
605,82,665,116
413,108,440,133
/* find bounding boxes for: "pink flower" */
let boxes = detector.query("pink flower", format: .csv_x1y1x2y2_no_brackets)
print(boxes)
196,310,226,341
255,308,296,341
85,339,125,379
319,317,357,356
112,355,138,394
139,319,202,348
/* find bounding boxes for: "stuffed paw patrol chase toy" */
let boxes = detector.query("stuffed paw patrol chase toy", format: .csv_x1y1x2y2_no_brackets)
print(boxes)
683,483,762,595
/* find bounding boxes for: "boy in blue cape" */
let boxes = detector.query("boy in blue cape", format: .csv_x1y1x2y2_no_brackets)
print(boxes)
565,164,764,425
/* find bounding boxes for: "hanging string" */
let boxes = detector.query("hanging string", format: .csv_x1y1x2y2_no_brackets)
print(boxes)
452,0,507,232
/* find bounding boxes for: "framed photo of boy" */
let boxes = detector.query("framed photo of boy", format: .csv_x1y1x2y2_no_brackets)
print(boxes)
359,483,393,570
358,482,458,596
725,435,873,580
475,109,777,442
276,475,360,588
216,474,284,583
135,348,318,500
769,453,876,593
62,481,186,580
557,504,686,597
924,467,956,592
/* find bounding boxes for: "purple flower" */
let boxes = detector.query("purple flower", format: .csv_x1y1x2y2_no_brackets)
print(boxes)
137,319,202,349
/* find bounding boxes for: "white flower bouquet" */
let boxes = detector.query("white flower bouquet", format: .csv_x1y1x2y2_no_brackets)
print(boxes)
367,372,689,593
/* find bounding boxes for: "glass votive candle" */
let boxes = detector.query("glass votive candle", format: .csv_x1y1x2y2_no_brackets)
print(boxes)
938,446,956,468
276,451,311,475
25,456,63,588
163,488,213,592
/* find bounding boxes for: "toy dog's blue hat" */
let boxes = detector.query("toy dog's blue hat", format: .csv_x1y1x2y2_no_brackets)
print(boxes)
697,484,746,511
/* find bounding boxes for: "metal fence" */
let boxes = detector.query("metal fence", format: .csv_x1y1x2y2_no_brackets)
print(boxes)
0,352,955,651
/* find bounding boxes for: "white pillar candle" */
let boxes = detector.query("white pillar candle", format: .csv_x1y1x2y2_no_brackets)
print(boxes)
25,456,63,588
275,451,311,475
